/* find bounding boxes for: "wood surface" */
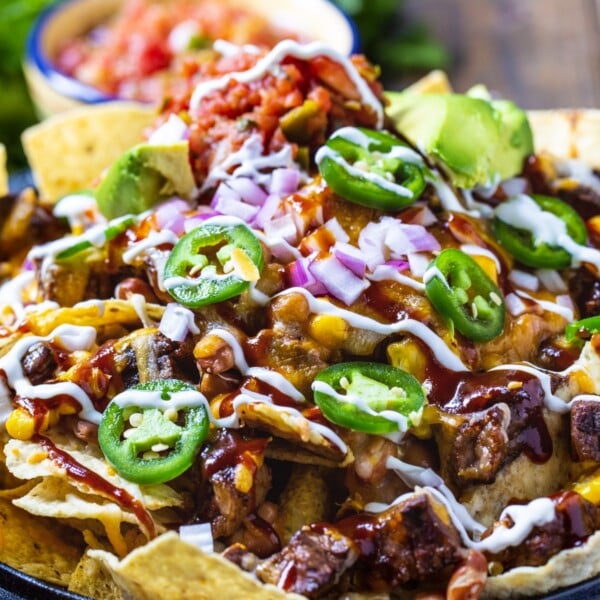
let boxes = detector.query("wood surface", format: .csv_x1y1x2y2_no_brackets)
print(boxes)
399,0,600,108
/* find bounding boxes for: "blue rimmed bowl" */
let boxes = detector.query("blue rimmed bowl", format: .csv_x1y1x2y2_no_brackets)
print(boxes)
24,0,360,118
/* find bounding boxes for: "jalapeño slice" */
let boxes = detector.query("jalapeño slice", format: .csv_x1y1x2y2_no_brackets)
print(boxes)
163,220,264,308
424,248,505,342
315,127,426,210
98,379,208,485
312,362,425,435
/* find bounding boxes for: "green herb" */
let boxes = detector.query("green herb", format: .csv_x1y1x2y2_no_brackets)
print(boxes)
0,0,56,173
331,0,448,80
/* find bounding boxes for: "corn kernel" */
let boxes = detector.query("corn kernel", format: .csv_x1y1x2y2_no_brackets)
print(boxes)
387,338,427,382
573,467,600,504
471,255,498,285
58,402,78,416
5,408,36,441
308,314,348,349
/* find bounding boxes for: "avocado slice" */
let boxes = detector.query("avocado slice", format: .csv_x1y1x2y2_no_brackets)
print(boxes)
96,141,196,219
385,88,533,188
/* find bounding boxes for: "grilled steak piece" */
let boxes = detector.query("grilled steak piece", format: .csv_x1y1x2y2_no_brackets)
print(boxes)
337,492,465,591
199,430,271,538
449,405,509,485
570,400,600,461
487,491,600,569
256,524,358,598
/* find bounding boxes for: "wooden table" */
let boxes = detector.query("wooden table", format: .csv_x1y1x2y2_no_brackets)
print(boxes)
400,0,600,109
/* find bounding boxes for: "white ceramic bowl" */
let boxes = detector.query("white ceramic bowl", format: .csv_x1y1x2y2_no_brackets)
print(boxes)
24,0,360,117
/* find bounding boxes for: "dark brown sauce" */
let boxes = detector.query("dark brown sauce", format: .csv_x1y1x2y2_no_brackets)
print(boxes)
551,490,594,548
33,434,156,538
363,281,410,323
16,395,79,433
202,430,268,479
423,345,553,464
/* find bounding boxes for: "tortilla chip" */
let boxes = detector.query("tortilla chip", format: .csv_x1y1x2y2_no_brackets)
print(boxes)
0,494,84,585
528,108,600,166
461,411,571,526
90,532,305,600
485,529,600,598
404,69,453,95
0,144,7,197
22,102,157,202
4,436,182,512
13,478,142,557
68,551,125,599
26,299,165,337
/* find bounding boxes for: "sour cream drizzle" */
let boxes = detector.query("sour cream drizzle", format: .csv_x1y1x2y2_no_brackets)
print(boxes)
189,40,384,128
495,194,600,270
0,325,102,427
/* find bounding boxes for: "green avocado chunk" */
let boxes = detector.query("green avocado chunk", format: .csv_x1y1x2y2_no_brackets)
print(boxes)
385,87,533,188
95,141,196,219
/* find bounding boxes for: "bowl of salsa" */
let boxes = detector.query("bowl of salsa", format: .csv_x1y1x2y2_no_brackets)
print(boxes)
24,0,359,116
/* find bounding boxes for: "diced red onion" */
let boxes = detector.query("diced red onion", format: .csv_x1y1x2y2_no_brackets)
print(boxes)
22,258,34,271
155,199,188,235
212,184,258,222
226,177,268,206
358,221,388,269
398,224,441,253
333,242,367,277
404,204,437,227
184,209,220,232
500,177,528,197
407,253,430,278
288,256,327,294
384,259,411,271
508,269,539,292
324,218,350,243
270,168,300,195
556,294,575,313
159,303,199,342
535,269,567,294
263,214,298,244
179,522,214,553
253,194,281,228
309,255,370,305
148,114,190,145
505,292,527,316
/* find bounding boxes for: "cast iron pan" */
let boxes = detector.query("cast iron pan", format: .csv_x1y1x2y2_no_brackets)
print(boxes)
1,560,600,600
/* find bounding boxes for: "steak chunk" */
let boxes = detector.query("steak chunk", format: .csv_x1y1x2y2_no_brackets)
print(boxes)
570,400,600,461
337,492,465,591
256,524,358,598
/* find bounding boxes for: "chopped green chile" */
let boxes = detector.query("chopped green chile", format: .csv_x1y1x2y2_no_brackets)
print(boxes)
163,220,264,308
565,315,600,343
56,215,136,261
315,126,426,210
312,362,425,435
492,194,588,269
424,248,505,342
98,379,209,485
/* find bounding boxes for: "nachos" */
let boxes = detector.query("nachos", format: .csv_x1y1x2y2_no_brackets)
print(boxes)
1,40,600,599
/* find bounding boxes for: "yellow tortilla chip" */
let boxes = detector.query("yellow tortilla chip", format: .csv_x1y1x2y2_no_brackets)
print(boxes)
22,102,157,202
91,532,305,600
0,493,84,585
528,108,600,166
485,529,600,598
0,144,7,196
4,436,183,511
68,551,125,599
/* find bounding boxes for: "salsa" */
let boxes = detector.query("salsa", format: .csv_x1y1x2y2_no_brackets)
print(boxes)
55,0,301,101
